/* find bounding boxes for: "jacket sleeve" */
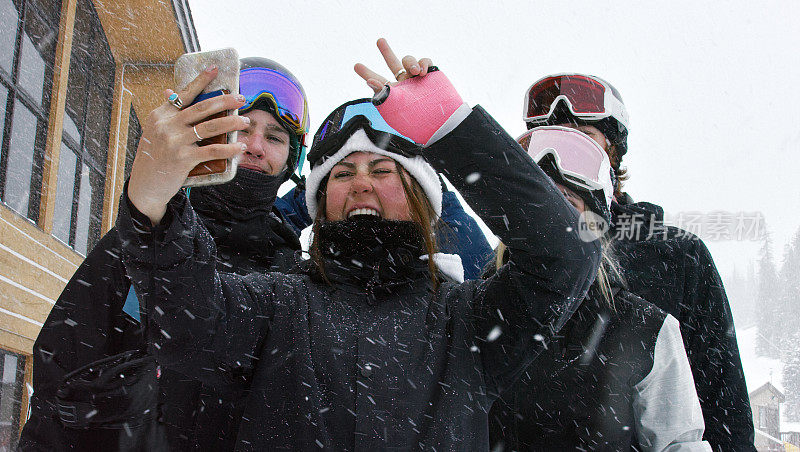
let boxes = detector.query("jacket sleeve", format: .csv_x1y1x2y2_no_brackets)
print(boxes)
115,187,276,389
438,189,492,280
633,314,712,452
19,230,138,449
682,239,755,451
426,106,601,395
275,186,313,236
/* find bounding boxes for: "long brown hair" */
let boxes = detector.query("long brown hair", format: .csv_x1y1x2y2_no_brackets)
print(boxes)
309,160,441,288
606,143,628,199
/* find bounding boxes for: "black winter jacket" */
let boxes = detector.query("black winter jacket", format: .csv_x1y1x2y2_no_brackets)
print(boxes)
18,202,300,451
116,107,601,450
489,288,709,451
609,197,754,451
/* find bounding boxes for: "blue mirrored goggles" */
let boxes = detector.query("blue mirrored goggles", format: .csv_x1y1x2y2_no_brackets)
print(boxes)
309,99,421,168
314,99,411,144
239,67,309,135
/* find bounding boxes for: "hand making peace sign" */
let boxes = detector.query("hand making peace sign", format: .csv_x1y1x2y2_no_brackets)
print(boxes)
354,38,434,93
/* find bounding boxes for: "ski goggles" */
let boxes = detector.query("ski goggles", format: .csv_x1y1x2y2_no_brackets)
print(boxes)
239,67,309,134
523,74,629,130
517,126,613,207
309,99,420,167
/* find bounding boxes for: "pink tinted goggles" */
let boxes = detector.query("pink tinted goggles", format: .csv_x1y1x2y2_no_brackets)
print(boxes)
516,126,613,207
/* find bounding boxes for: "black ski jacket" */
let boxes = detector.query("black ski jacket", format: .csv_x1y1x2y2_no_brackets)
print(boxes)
609,197,754,451
489,288,709,451
116,107,601,450
18,203,300,451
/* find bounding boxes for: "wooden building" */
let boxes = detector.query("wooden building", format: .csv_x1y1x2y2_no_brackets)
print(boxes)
0,0,198,447
751,382,786,451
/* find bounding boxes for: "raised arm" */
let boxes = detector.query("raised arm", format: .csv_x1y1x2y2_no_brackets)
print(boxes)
117,69,274,389
355,39,601,394
425,106,600,393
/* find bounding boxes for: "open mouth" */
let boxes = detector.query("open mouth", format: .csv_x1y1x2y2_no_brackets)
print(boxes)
347,208,381,219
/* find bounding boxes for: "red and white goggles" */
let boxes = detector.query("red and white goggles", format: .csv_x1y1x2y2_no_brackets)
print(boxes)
517,126,614,209
523,73,629,130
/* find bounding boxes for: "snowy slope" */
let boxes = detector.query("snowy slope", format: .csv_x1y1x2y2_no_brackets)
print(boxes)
739,326,784,392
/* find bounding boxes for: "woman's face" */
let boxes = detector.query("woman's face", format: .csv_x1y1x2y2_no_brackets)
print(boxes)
324,151,413,221
555,182,586,213
556,122,610,152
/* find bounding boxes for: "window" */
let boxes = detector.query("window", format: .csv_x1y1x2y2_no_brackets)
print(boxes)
0,349,26,451
51,0,115,255
0,0,60,221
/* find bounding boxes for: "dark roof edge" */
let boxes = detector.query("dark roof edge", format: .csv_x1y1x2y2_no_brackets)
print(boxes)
171,0,200,53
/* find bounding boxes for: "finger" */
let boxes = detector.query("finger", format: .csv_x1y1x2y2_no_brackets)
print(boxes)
376,38,404,77
418,58,432,76
366,79,384,93
194,142,246,166
181,93,247,125
354,63,389,87
402,55,420,77
175,65,220,106
193,114,250,141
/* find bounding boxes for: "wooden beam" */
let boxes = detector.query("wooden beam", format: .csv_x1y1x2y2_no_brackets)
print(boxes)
19,351,33,438
38,0,78,234
0,207,82,279
0,330,33,355
102,63,133,232
0,312,40,347
94,0,188,64
0,266,61,319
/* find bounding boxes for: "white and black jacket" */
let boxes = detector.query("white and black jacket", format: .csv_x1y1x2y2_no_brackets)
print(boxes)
490,288,711,451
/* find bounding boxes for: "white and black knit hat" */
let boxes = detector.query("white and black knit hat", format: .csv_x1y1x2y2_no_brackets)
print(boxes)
305,128,442,220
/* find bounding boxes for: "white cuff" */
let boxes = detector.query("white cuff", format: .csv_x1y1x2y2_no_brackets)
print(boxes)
424,103,471,147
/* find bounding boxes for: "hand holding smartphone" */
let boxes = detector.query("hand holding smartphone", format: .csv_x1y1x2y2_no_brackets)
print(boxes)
174,48,240,187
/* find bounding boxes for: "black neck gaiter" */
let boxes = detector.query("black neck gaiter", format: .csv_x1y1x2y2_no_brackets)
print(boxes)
190,167,286,221
316,216,428,292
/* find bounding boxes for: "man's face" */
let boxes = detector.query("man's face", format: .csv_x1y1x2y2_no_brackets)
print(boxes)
556,122,609,153
236,109,291,175
324,151,413,222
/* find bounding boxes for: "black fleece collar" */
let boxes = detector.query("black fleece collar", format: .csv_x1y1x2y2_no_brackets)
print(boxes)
313,216,431,300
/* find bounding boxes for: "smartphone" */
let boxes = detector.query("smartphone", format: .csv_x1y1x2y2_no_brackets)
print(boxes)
174,48,240,187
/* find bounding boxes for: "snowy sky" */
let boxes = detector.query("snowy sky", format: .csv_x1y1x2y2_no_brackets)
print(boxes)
187,0,800,279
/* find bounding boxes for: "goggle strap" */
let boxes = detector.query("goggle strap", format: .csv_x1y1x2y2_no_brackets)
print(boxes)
242,91,307,134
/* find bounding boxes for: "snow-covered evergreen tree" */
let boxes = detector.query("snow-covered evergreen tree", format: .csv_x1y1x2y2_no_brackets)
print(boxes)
777,228,800,421
756,233,781,358
776,229,800,354
725,263,759,328
783,331,800,422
